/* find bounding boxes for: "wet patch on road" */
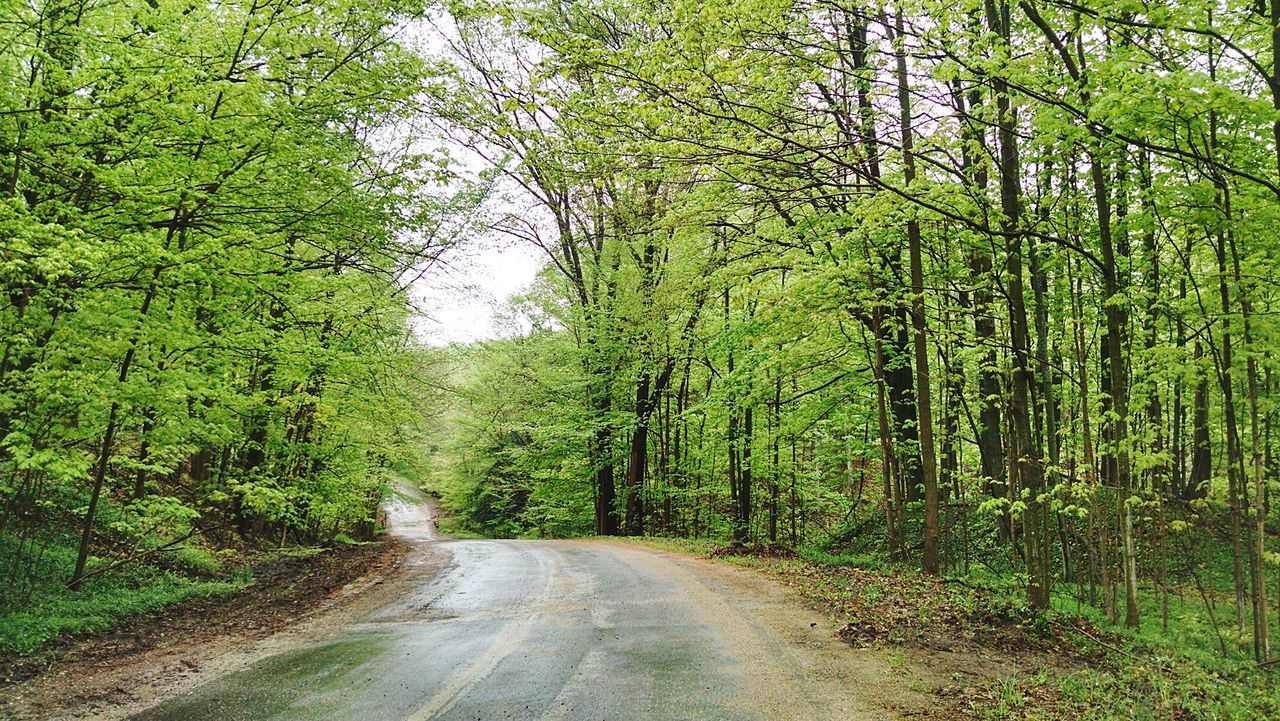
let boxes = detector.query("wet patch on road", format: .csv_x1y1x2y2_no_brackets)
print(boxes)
131,634,393,721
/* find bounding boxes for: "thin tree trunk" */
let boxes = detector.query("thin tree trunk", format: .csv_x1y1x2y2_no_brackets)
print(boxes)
989,0,1048,609
892,7,940,574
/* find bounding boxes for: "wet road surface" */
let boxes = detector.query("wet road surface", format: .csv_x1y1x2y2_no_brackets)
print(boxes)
128,495,882,721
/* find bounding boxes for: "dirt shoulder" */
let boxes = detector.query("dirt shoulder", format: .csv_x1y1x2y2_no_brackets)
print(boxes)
0,538,442,721
639,540,1102,720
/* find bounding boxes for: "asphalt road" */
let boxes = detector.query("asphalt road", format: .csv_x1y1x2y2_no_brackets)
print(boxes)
128,496,883,721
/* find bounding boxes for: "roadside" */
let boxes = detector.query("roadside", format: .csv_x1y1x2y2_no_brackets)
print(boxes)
1,489,447,721
619,539,1069,719
647,539,1278,720
700,545,1088,719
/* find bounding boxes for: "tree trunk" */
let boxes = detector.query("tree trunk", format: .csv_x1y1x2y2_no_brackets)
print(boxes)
989,0,1048,609
892,8,939,573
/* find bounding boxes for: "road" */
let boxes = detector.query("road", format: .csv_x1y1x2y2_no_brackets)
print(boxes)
127,493,897,721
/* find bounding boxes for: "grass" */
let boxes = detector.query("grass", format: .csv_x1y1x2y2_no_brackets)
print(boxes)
0,520,252,657
1039,587,1280,720
1054,659,1276,720
0,571,245,656
627,536,721,556
942,562,1280,720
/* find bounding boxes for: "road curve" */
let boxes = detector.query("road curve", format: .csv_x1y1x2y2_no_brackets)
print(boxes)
127,499,893,721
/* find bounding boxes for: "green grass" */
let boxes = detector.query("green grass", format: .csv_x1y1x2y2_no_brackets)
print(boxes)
626,536,721,556
967,565,1280,719
1041,583,1280,719
170,545,228,575
947,556,1280,719
0,571,245,655
0,532,248,656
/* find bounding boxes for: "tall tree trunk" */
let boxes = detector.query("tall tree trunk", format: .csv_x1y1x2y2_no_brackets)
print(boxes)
892,8,939,573
989,0,1048,609
1189,343,1213,500
593,369,618,535
770,373,782,544
71,274,161,590
741,404,754,544
1093,152,1139,629
953,74,1007,541
625,374,650,536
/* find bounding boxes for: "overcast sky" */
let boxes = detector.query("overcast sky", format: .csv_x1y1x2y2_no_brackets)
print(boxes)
409,232,543,345
398,14,548,347
403,165,550,346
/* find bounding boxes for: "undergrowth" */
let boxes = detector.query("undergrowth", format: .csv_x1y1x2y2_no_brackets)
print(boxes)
0,532,247,655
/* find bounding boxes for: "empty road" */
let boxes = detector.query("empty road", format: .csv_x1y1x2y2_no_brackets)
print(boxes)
127,494,898,721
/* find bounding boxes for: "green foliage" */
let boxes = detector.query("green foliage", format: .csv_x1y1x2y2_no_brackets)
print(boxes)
169,546,225,577
1057,660,1279,721
425,334,596,538
430,1,1280,685
0,0,474,643
0,573,243,656
0,530,244,655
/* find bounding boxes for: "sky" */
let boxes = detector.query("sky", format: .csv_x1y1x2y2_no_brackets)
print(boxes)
409,233,544,345
400,14,547,347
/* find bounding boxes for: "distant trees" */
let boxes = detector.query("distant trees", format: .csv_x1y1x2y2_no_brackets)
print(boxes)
429,0,1279,663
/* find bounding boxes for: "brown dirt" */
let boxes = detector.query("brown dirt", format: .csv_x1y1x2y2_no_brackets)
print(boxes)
0,539,420,721
707,554,1099,720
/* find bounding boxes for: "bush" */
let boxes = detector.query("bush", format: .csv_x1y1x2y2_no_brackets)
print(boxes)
168,546,225,576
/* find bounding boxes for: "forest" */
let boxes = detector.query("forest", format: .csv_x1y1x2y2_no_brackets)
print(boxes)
0,0,460,653
2,0,1279,717
421,0,1280,690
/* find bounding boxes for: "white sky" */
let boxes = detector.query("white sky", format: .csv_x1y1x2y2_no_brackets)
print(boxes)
410,233,543,346
398,13,547,346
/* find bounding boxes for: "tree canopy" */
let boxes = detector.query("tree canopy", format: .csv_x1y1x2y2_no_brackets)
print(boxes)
0,0,460,606
425,0,1280,669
